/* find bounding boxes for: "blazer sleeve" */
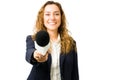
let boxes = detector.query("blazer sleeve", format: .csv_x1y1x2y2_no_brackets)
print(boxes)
25,35,37,64
72,42,79,80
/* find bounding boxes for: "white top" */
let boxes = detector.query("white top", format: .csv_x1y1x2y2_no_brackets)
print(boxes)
50,35,61,80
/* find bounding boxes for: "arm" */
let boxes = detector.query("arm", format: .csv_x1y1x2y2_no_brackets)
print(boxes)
25,35,49,65
25,35,37,64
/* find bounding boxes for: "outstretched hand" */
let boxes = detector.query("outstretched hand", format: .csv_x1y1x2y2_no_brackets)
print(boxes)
33,50,48,62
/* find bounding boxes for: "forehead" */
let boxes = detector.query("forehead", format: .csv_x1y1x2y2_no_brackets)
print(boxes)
44,4,60,12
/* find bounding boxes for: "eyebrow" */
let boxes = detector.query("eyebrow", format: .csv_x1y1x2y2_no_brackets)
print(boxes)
44,11,60,13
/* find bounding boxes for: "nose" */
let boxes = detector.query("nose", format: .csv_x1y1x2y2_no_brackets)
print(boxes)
50,14,55,20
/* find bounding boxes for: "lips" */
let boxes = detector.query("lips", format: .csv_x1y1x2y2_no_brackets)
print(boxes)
48,22,56,25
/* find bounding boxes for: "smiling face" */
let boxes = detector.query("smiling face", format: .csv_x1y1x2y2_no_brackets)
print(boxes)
43,4,61,32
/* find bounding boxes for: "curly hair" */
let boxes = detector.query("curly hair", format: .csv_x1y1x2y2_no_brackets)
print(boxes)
32,1,76,54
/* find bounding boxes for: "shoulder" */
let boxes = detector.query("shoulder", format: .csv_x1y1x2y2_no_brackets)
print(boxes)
71,37,77,49
26,35,35,44
26,35,33,41
26,35,32,39
69,35,76,43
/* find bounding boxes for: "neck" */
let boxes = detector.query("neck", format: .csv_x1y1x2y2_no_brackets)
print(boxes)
47,30,58,42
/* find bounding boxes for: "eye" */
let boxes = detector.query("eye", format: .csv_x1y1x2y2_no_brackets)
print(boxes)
54,13,60,16
55,14,59,15
45,14,50,16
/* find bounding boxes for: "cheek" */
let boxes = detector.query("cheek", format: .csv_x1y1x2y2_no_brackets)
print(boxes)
43,18,48,25
43,15,48,22
43,21,48,29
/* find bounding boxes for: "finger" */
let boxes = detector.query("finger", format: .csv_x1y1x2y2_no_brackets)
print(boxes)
37,56,47,62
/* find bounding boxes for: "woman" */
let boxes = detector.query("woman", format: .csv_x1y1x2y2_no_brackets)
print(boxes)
26,1,79,80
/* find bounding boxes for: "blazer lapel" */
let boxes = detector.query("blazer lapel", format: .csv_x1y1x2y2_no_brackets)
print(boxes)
47,54,52,72
60,54,66,70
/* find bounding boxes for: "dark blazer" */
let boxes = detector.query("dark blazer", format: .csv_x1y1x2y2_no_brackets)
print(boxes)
25,35,79,80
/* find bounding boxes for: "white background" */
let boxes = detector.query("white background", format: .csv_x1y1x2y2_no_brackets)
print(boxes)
0,0,120,80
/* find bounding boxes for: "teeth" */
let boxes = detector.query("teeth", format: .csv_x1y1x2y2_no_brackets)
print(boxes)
49,22,56,24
